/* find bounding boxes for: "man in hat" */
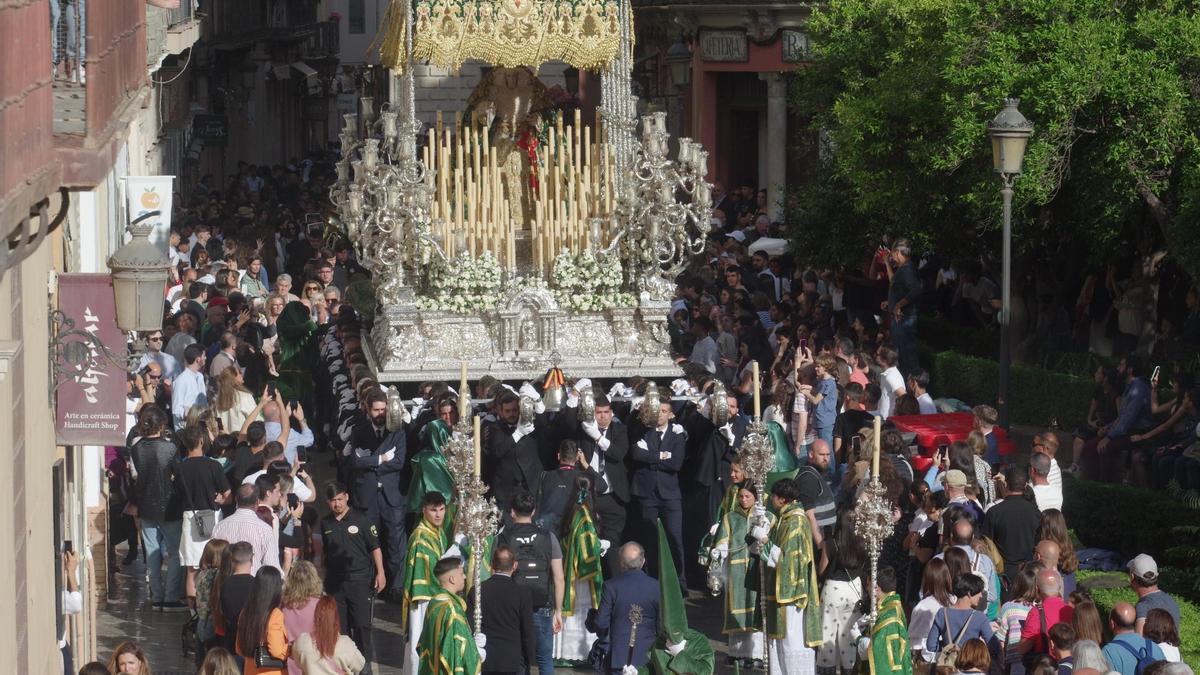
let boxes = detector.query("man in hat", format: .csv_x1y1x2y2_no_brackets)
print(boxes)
757,478,821,675
940,469,984,522
417,556,486,675
1128,554,1181,634
649,520,715,674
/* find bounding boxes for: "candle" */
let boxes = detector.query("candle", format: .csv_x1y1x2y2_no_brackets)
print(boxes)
872,415,881,480
459,362,468,417
752,361,761,419
473,414,482,478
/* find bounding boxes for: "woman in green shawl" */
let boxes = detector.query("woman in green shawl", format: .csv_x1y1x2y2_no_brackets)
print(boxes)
274,300,317,405
554,473,604,665
408,419,455,511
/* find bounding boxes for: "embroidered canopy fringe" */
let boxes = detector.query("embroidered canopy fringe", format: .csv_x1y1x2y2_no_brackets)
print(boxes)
379,0,626,72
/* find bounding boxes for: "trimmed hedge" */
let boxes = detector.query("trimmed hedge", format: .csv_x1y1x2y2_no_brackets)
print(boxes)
926,350,1094,430
1062,476,1200,563
1077,571,1200,669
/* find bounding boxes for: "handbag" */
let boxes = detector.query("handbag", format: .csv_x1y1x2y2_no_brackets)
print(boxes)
254,645,286,669
191,509,218,539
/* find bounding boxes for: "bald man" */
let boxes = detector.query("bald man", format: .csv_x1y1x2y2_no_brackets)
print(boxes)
1101,602,1163,675
1018,569,1072,655
1033,540,1076,597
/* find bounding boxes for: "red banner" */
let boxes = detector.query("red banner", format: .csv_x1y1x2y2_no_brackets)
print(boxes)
55,274,128,445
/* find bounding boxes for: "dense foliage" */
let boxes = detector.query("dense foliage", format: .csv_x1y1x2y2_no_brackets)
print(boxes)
1077,571,1200,668
790,0,1200,276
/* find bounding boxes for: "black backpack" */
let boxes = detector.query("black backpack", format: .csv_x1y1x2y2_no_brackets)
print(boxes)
498,522,554,609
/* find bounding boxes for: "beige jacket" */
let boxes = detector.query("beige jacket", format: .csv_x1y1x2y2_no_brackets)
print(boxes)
291,633,366,675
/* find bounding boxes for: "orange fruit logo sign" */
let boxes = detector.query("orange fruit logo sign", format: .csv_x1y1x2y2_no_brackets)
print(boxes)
140,188,161,210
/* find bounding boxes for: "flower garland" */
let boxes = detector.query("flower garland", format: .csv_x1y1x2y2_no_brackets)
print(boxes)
551,249,634,312
417,252,503,313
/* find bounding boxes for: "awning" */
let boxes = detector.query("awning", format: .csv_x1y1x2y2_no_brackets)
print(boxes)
379,0,625,72
291,61,318,78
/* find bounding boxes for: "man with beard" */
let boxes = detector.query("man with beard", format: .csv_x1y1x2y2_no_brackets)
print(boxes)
320,481,386,675
483,389,548,520
346,388,408,601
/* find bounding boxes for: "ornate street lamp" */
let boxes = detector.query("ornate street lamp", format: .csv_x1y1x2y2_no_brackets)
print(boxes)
665,38,692,88
107,211,172,333
987,98,1033,429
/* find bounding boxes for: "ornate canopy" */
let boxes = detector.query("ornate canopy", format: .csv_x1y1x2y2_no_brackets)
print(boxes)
379,0,625,71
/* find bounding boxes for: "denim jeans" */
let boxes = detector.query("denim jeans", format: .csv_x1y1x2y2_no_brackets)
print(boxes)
140,518,184,603
529,607,555,675
891,312,918,375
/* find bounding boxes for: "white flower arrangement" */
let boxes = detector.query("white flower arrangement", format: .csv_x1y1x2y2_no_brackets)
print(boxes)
550,249,634,312
417,251,503,313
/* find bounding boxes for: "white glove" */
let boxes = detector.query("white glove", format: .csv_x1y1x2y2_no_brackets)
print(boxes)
400,405,412,425
474,633,487,650
671,378,691,396
708,523,719,536
574,378,593,392
519,382,541,401
600,539,611,556
512,422,535,442
378,448,397,464
582,421,602,440
711,544,729,562
623,666,639,675
766,544,781,568
609,382,633,399
441,544,463,561
753,503,766,520
533,399,546,415
718,423,735,446
750,525,770,542
666,638,687,657
410,397,426,408
454,533,468,548
566,390,580,408
658,451,672,461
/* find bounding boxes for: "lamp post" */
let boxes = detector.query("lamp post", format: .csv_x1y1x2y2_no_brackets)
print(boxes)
987,98,1032,429
108,210,172,354
665,37,692,138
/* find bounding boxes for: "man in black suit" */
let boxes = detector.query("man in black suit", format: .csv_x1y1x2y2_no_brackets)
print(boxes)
561,393,630,576
630,400,688,592
472,545,536,675
346,388,408,598
483,390,547,518
592,542,660,673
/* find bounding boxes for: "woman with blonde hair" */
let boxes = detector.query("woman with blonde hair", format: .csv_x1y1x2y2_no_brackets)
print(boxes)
107,640,151,675
214,367,257,433
281,561,325,675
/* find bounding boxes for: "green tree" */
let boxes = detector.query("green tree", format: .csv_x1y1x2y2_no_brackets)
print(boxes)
789,0,1200,278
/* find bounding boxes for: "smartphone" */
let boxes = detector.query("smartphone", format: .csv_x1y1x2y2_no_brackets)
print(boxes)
62,540,73,554
1152,366,1161,382
287,493,299,510
267,382,278,399
296,446,309,463
799,337,809,353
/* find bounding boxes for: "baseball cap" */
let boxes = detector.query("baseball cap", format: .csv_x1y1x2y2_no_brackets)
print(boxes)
1127,553,1159,583
941,469,968,488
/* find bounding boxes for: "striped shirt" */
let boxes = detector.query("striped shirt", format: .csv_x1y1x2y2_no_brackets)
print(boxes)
211,507,280,574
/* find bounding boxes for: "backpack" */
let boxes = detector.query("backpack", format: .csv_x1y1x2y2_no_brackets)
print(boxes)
1111,637,1157,675
497,522,554,609
936,608,975,668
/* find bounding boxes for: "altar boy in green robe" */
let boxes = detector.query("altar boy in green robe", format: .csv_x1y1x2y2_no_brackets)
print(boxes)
856,567,913,675
758,477,822,675
711,481,774,667
417,557,484,675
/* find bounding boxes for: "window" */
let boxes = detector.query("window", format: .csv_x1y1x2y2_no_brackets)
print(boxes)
348,0,365,34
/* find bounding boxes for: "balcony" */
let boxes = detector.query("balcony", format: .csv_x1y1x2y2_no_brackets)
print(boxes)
207,0,320,49
301,20,340,60
147,0,202,71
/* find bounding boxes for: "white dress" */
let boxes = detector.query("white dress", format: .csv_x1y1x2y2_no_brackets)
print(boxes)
768,604,816,675
553,580,598,662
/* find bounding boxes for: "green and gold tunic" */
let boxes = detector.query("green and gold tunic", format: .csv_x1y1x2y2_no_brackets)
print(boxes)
714,503,774,634
867,592,913,675
561,505,603,615
417,587,482,675
403,517,450,632
762,501,823,646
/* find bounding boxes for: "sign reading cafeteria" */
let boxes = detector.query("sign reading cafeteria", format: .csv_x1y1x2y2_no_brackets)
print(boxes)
699,30,748,62
54,274,128,446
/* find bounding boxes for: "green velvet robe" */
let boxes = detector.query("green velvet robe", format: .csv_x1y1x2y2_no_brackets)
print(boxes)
561,505,603,615
403,517,449,632
408,449,455,512
714,504,774,634
867,593,913,675
417,588,481,675
762,501,822,646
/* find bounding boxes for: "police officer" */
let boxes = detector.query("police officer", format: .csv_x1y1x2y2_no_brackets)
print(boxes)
346,388,408,598
320,481,385,675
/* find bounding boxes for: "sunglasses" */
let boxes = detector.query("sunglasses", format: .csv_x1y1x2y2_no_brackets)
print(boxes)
148,336,164,341
305,286,320,291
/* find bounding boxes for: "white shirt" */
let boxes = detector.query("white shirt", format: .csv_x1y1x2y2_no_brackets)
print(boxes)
879,367,906,419
688,335,719,374
1032,482,1063,512
917,392,937,415
171,367,208,429
908,594,945,661
590,425,613,496
242,469,313,502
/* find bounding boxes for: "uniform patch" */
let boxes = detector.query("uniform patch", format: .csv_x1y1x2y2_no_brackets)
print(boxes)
348,525,359,534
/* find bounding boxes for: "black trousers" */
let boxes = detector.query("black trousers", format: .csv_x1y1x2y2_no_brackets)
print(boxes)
594,492,627,578
331,577,374,675
638,495,685,590
359,493,407,588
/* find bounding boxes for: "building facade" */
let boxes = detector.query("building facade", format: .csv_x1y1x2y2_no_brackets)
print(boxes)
634,1,814,222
